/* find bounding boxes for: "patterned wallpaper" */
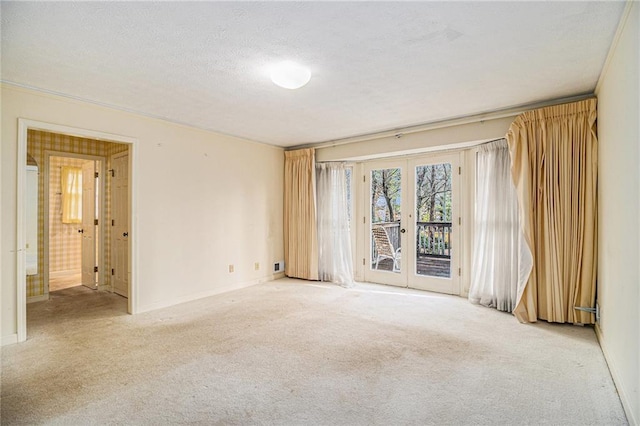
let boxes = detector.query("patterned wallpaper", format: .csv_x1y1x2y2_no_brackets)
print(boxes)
27,130,129,298
49,156,90,275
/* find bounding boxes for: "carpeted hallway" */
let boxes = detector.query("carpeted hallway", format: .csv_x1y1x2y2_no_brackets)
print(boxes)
1,279,627,425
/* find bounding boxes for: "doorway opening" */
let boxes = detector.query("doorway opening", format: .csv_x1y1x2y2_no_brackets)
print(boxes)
18,120,137,342
362,153,462,294
46,154,103,293
28,134,130,302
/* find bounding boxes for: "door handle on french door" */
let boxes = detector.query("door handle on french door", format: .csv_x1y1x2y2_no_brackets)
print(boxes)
78,229,84,233
400,228,406,233
123,232,128,237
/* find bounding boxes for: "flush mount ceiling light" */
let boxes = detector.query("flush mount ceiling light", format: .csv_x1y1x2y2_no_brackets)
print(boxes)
270,60,311,89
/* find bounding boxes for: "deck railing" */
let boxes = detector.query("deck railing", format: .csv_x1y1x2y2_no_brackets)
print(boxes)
370,221,452,262
416,221,452,258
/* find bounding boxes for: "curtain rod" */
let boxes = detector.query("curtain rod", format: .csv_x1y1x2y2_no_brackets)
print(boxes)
290,93,594,151
316,137,506,165
478,137,506,146
317,138,506,164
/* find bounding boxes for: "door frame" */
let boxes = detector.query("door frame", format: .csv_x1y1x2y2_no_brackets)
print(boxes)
16,119,138,342
43,151,105,295
359,152,464,295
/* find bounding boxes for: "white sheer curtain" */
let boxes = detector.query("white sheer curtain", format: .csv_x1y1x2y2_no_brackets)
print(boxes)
316,162,354,287
469,139,532,312
61,166,82,224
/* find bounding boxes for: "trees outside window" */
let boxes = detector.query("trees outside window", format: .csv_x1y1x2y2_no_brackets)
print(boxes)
415,164,451,222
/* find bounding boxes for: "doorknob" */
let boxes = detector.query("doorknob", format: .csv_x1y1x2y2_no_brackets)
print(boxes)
123,232,128,237
400,228,406,233
78,229,84,234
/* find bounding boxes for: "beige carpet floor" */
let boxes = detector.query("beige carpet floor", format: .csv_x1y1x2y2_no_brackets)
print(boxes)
1,279,627,425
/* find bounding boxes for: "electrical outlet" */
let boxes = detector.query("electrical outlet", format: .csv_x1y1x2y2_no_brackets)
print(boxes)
228,264,234,273
254,262,260,271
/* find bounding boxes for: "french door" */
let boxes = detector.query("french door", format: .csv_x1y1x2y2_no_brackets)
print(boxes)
363,154,461,294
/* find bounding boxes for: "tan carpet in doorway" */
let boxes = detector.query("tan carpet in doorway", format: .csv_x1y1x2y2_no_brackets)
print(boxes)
1,279,627,425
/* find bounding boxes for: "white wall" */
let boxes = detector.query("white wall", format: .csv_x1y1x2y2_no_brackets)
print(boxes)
1,85,284,341
595,2,640,424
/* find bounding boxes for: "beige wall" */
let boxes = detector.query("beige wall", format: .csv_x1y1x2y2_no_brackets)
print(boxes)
1,85,284,341
315,115,515,162
595,2,640,424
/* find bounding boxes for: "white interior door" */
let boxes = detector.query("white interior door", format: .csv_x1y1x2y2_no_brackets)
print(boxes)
112,152,129,298
81,161,97,289
362,154,461,294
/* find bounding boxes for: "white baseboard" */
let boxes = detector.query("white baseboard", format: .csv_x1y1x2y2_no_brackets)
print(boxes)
27,294,49,303
2,334,18,346
136,274,283,314
595,323,638,426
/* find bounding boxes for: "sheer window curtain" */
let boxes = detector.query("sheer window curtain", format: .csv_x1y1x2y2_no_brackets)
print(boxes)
316,163,354,286
469,139,532,312
61,166,82,224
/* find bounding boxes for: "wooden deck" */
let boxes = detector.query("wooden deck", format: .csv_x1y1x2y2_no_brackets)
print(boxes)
373,255,451,278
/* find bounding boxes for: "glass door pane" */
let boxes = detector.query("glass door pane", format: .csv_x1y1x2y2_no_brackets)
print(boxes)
363,155,458,293
415,162,452,278
407,154,459,294
370,167,402,273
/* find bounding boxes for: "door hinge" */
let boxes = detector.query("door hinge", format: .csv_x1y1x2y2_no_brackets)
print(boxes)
109,169,115,177
363,175,366,182
458,217,461,225
362,258,365,266
95,172,99,178
94,266,99,273
111,219,115,226
458,268,461,276
458,166,461,175
111,268,114,276
94,219,99,226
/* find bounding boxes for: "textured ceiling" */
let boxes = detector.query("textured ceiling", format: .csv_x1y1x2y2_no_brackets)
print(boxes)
0,2,625,147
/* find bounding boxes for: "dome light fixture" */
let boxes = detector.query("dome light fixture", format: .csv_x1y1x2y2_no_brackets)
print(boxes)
270,60,311,89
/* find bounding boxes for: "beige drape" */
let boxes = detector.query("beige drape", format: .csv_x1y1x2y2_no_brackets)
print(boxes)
61,166,82,224
284,148,319,280
507,99,597,324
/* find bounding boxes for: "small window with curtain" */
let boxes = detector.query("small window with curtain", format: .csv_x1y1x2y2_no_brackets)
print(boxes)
61,166,82,224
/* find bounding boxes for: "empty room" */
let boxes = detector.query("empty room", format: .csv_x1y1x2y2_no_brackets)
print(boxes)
1,2,638,425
